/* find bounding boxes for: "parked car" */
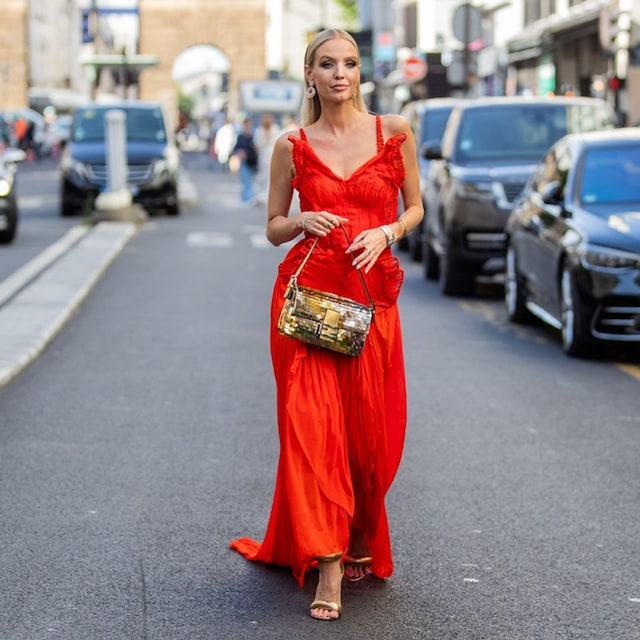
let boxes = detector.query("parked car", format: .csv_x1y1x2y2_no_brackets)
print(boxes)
60,101,181,217
0,148,27,244
422,96,617,294
398,97,459,260
48,113,73,151
504,128,640,357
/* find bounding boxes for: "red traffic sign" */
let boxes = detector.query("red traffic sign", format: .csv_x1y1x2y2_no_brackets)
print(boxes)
401,56,428,82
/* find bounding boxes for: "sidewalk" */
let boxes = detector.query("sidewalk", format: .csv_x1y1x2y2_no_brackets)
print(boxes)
0,222,137,387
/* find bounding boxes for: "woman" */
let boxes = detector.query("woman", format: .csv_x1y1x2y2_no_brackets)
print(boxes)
230,28,423,621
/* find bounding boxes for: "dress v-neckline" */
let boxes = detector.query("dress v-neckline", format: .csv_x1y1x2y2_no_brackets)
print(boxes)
301,141,390,183
298,114,392,183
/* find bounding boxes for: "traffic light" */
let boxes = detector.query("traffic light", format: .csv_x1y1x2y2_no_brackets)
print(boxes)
599,0,633,78
607,75,626,91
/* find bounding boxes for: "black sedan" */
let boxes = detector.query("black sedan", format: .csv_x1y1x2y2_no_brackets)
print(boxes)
0,147,26,244
504,128,640,357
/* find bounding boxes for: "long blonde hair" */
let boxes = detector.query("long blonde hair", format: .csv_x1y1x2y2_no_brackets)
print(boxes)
300,28,368,126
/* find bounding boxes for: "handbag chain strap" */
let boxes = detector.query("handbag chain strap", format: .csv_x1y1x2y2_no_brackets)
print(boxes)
290,224,375,311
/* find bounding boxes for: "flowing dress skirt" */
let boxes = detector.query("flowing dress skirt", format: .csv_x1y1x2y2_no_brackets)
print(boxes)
230,266,407,586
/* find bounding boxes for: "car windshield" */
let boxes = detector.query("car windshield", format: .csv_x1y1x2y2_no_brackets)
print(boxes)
456,104,611,163
580,146,640,205
72,107,167,143
420,107,453,144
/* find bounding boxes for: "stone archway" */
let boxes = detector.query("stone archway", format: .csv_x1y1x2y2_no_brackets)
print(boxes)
0,0,29,109
138,0,266,128
172,45,230,120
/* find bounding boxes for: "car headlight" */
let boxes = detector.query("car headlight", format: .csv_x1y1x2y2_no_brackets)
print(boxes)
61,157,89,178
579,244,640,271
152,159,169,176
0,179,10,197
455,181,494,201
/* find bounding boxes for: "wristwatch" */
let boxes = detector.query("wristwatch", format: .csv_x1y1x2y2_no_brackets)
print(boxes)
379,224,395,247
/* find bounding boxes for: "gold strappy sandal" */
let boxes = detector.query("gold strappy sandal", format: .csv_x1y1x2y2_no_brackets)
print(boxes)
343,555,373,582
310,553,344,621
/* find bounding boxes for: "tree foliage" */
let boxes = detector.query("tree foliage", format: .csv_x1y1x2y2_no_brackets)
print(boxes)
335,0,358,25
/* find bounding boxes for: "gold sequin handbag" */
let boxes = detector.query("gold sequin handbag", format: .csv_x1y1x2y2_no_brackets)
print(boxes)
277,227,375,357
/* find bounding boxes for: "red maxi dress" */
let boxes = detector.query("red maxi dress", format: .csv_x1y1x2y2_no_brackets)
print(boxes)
230,115,408,586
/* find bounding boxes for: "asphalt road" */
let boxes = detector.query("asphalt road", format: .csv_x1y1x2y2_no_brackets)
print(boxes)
1,154,639,639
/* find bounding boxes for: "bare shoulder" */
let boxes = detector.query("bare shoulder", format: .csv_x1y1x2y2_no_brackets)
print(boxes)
380,113,411,137
273,129,296,154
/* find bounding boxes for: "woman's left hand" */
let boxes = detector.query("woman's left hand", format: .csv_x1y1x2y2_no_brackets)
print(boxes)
346,227,388,273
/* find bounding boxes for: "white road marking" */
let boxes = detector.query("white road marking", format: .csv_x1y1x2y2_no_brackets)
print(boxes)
250,234,270,248
18,195,48,209
186,231,232,248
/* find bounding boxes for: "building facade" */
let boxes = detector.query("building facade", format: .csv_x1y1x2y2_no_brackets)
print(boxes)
2,0,637,124
393,0,638,123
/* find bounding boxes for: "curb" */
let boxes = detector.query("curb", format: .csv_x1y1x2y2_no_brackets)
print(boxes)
0,225,91,308
0,221,137,388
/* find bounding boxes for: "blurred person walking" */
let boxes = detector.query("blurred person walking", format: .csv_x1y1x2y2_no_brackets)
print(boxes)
231,117,257,203
212,117,237,171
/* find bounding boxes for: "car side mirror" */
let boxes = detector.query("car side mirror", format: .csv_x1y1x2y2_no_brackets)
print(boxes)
1,148,26,165
422,142,442,160
540,181,563,205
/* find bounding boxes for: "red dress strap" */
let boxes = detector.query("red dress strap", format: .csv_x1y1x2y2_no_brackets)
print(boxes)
375,115,384,153
299,128,307,141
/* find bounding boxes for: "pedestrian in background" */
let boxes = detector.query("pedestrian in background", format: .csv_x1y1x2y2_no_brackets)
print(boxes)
253,113,281,204
230,28,423,621
212,116,237,171
231,117,257,203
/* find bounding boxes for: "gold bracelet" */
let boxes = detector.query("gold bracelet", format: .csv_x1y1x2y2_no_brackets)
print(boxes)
397,218,408,238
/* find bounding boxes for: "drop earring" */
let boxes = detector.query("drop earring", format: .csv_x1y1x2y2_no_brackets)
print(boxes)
305,84,316,99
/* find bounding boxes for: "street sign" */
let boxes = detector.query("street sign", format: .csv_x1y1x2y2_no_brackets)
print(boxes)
452,3,483,44
401,56,428,82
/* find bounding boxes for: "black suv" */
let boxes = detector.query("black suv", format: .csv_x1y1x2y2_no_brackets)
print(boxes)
422,96,616,295
399,97,459,261
60,101,181,217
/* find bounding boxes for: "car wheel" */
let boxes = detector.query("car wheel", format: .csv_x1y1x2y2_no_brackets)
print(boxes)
504,243,529,323
0,204,17,244
409,221,423,262
439,236,473,296
423,234,439,280
60,184,78,217
165,187,180,216
166,202,180,216
560,265,592,357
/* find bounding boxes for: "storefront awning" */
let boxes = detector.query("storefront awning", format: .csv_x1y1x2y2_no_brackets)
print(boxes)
507,0,608,64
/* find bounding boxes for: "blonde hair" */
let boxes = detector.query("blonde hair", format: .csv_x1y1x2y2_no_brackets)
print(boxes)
300,28,368,126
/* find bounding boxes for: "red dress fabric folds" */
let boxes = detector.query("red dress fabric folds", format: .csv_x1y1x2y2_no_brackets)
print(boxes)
230,116,408,586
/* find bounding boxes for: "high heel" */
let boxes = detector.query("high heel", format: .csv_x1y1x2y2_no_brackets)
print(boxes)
343,555,373,582
313,552,343,563
309,554,344,621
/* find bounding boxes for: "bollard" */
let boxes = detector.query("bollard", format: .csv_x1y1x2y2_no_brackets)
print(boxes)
93,109,146,222
105,109,128,195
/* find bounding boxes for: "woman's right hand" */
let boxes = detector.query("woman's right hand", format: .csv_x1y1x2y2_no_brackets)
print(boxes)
300,212,350,236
